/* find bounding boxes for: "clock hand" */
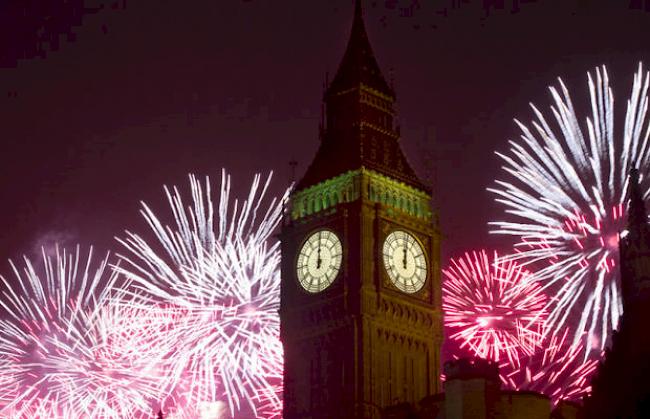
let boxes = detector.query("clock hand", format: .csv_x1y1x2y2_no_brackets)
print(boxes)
402,244,408,270
317,232,322,269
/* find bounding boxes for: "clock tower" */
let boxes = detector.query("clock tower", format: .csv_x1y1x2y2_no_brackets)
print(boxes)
279,1,443,418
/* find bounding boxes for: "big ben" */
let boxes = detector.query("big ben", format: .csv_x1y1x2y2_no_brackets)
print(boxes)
279,1,443,418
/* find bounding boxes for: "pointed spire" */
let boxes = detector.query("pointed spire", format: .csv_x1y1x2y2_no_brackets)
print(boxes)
326,0,393,97
628,168,648,231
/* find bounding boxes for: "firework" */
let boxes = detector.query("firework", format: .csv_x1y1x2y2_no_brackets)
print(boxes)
0,246,164,418
443,249,547,368
117,171,287,418
489,64,650,349
499,329,600,405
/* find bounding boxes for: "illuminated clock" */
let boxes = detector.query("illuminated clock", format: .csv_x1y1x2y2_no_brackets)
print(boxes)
296,229,343,293
382,230,427,293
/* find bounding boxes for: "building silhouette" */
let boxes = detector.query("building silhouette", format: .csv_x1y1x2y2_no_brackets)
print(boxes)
279,1,443,417
583,168,650,418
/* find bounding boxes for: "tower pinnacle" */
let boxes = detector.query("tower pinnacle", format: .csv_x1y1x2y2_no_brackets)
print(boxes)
619,167,650,311
627,168,648,233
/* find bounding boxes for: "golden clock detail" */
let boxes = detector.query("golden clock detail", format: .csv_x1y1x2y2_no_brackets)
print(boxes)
382,230,427,293
296,229,343,293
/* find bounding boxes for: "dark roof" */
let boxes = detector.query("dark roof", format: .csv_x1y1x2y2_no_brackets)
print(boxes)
295,130,429,192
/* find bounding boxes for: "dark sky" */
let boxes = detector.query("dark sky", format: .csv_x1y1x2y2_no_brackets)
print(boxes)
1,0,650,269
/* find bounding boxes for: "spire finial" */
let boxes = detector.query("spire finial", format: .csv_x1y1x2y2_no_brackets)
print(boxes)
629,168,647,223
354,0,363,20
352,0,366,39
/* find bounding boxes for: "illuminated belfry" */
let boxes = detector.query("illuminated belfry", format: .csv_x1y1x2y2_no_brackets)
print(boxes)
279,0,443,418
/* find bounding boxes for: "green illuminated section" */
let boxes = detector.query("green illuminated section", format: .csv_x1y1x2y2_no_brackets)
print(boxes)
291,168,432,220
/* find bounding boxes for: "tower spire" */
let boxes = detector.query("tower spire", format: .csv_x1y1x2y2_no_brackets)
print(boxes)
295,0,428,192
326,0,393,97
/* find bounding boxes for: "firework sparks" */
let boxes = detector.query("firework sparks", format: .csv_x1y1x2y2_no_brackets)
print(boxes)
499,329,600,405
0,246,163,418
489,64,650,349
443,250,547,368
117,171,288,418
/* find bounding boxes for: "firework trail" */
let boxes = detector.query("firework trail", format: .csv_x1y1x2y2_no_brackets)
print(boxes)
489,64,650,350
117,171,288,418
499,329,600,405
443,249,547,368
0,246,164,418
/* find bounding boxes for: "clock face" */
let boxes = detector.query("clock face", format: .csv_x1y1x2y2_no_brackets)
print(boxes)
296,229,343,293
382,230,427,294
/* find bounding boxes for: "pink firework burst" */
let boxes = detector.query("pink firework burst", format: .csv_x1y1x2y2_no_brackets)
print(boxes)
443,250,548,367
0,246,165,418
518,204,626,350
551,205,624,273
499,329,600,405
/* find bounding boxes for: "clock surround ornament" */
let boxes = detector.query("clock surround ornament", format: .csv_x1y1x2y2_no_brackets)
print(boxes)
296,229,343,293
382,230,427,294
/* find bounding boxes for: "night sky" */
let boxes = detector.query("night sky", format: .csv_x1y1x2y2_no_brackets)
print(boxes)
2,0,650,270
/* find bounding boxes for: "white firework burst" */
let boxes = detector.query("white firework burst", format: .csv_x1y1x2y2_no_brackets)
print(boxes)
489,63,650,350
117,170,288,418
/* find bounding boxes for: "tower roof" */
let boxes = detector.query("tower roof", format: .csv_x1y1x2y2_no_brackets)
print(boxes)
295,0,429,194
326,0,393,98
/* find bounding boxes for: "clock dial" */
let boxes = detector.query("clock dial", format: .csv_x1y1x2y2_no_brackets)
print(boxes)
296,229,343,293
383,230,427,294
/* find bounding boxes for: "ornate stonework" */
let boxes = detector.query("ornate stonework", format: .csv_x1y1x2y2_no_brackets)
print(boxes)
291,168,433,221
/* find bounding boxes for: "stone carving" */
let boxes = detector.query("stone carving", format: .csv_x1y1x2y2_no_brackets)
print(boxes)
291,168,432,220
